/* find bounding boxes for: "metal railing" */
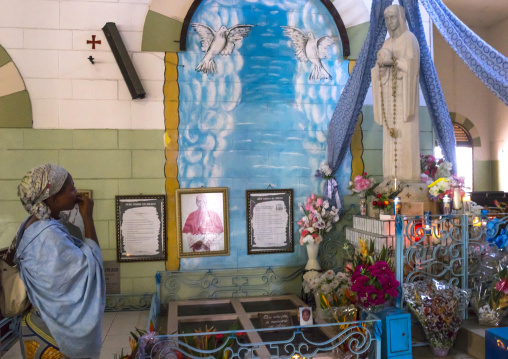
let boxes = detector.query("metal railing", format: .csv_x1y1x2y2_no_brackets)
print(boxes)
395,213,504,315
136,316,381,359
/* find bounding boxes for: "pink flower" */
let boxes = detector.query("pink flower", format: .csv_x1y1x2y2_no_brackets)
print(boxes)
316,198,323,206
311,194,316,200
496,279,508,294
305,204,311,211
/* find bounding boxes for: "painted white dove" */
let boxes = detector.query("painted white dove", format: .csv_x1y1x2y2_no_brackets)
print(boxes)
281,26,338,80
191,23,254,74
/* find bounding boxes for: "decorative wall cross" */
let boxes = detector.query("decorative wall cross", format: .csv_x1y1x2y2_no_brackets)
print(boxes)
87,35,101,49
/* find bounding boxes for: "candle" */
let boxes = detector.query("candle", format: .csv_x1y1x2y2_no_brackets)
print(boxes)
424,211,431,236
463,193,471,213
393,178,398,191
443,195,451,215
481,209,489,228
394,197,401,215
452,187,462,210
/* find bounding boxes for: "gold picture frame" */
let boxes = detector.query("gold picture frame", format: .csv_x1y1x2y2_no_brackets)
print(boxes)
176,187,229,258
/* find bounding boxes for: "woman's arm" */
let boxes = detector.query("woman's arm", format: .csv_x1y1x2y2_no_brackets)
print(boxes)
77,195,99,246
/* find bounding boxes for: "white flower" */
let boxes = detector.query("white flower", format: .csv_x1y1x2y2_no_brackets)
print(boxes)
315,220,326,229
303,270,320,282
324,270,335,280
323,200,329,209
320,284,332,294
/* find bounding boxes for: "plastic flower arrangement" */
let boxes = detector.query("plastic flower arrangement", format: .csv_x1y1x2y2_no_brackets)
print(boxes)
303,269,355,309
427,175,466,202
347,172,377,198
371,192,392,212
420,154,452,183
343,238,394,274
403,279,470,356
490,266,508,311
297,194,340,245
116,325,165,359
350,260,399,310
315,162,333,180
486,218,508,249
472,262,508,326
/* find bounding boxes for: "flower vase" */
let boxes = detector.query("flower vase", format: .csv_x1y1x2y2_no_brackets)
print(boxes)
359,197,367,216
359,298,394,314
476,305,508,326
430,345,451,357
305,243,321,271
314,292,323,318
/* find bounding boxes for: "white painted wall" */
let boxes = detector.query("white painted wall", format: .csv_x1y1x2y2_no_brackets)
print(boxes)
486,17,508,190
0,0,165,129
0,0,434,128
433,26,493,162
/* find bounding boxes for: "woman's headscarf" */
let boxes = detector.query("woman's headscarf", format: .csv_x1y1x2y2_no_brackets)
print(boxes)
18,164,69,220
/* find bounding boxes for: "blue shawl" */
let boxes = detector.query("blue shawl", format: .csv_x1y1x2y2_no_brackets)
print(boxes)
15,218,105,358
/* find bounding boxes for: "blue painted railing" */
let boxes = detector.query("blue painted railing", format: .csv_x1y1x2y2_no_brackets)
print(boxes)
137,317,382,359
395,213,504,316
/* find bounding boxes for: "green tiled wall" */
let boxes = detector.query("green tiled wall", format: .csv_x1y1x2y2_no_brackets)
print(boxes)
0,129,166,294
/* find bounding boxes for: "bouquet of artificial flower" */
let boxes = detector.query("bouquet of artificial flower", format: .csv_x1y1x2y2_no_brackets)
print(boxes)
371,192,392,212
403,279,470,354
343,238,394,274
350,260,399,310
427,175,466,202
315,162,333,180
420,155,452,183
305,269,354,309
347,172,377,198
297,194,340,245
486,218,508,249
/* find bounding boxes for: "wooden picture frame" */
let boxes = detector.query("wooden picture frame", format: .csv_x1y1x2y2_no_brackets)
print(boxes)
116,195,167,262
246,189,294,254
176,187,229,258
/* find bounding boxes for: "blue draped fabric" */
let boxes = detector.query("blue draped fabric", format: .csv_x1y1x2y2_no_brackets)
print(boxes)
326,0,393,209
15,218,105,358
400,0,457,172
420,0,508,106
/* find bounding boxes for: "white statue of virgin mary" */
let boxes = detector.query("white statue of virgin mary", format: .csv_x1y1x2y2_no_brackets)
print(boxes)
371,4,421,182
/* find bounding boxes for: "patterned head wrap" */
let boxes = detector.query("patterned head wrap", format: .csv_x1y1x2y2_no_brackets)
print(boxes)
18,164,69,220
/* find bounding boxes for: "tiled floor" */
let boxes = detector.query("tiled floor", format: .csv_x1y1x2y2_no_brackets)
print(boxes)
3,310,150,359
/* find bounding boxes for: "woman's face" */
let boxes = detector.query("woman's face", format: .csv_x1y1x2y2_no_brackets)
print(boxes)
52,175,78,211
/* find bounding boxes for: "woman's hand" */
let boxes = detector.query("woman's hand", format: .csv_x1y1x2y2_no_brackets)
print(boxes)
77,194,94,220
77,195,98,244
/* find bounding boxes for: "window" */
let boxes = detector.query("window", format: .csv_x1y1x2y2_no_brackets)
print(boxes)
435,123,474,190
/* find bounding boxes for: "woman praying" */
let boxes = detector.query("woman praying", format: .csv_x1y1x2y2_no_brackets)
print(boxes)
14,164,105,358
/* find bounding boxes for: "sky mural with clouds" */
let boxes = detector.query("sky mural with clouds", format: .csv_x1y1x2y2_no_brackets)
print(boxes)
177,0,352,269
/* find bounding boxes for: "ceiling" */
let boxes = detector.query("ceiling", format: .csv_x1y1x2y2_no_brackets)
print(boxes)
443,0,508,28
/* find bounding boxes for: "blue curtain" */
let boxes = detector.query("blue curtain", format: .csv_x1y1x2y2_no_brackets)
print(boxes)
419,0,508,106
399,0,457,173
325,0,393,209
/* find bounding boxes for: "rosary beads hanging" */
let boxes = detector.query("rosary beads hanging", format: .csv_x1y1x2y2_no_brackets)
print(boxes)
379,56,398,176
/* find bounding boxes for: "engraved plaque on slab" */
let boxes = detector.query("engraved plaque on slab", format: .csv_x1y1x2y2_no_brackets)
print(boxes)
258,311,293,328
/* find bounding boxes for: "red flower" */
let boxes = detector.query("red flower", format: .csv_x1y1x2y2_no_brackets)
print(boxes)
373,201,378,206
377,193,382,199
